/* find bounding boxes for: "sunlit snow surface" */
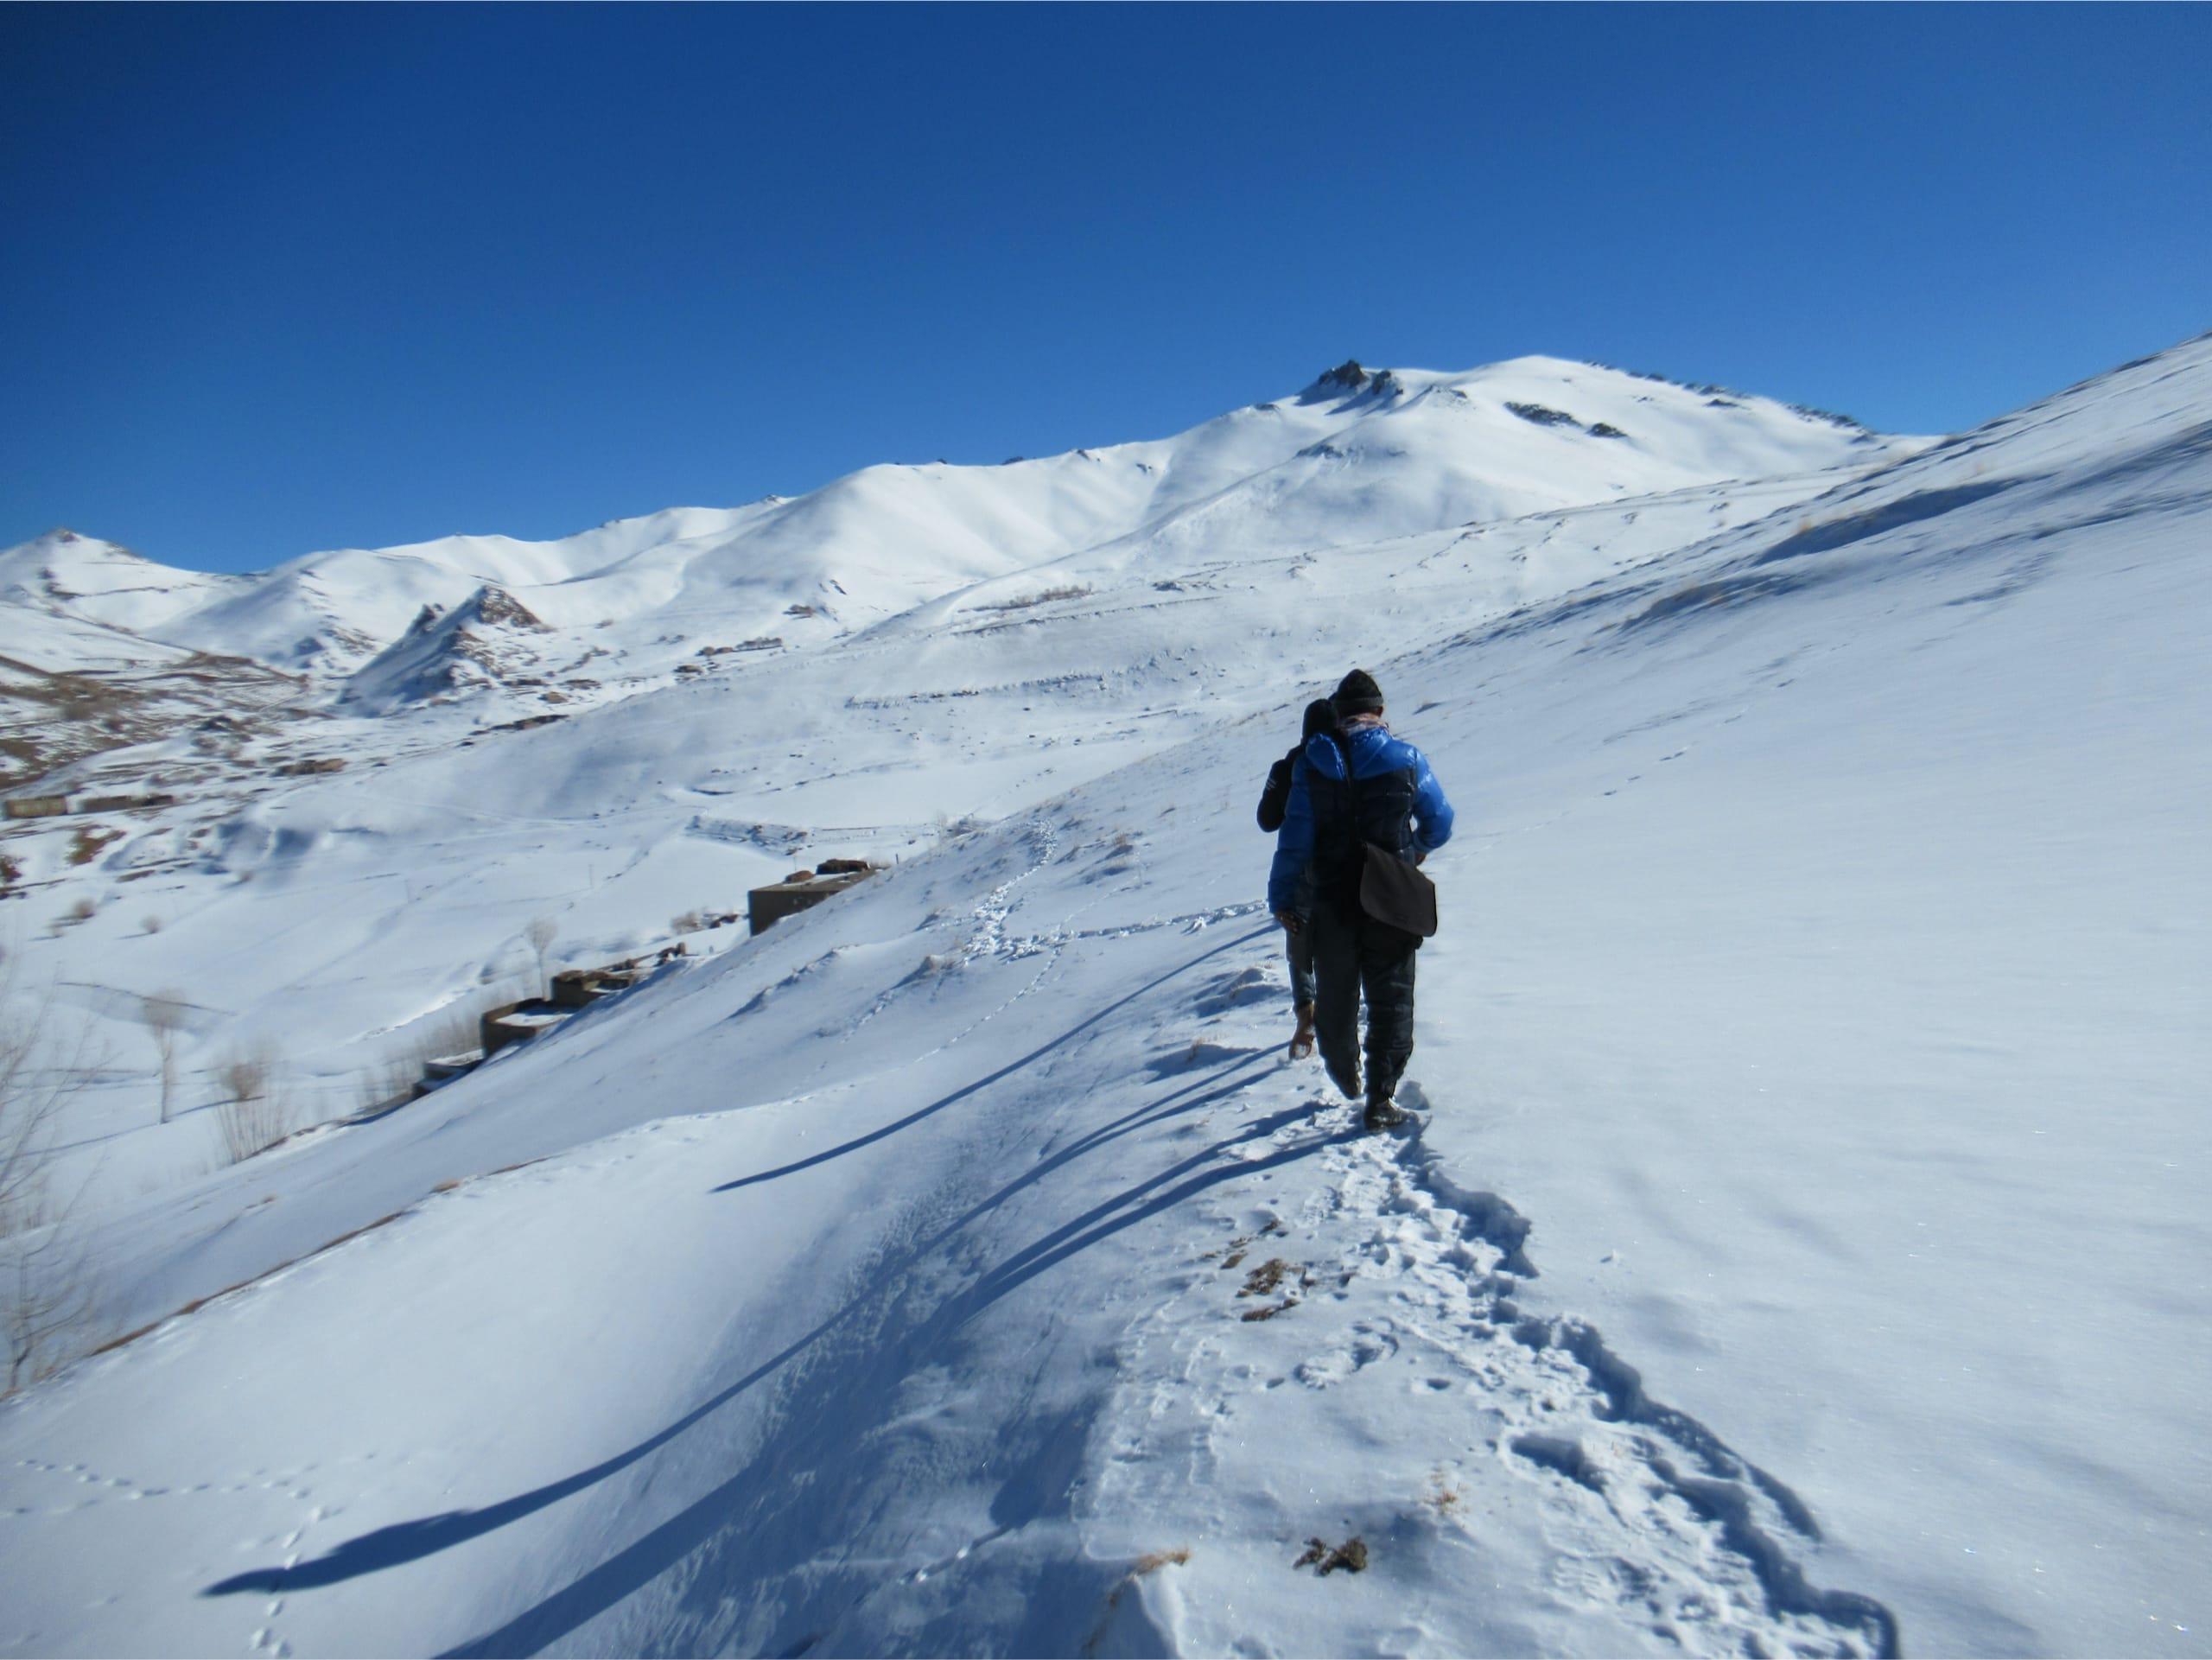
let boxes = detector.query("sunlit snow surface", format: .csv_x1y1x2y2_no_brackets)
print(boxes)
1,343,2208,1657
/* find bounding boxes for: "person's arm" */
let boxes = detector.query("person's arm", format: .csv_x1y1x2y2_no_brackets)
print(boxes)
1267,762,1315,916
1411,752,1455,853
1256,755,1293,831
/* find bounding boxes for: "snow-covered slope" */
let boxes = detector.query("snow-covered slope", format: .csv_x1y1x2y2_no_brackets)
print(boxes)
3,339,2206,1657
1,353,1916,1152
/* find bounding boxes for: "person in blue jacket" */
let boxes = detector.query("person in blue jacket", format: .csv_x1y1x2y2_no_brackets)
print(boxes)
1267,669,1454,1129
1256,698,1338,1059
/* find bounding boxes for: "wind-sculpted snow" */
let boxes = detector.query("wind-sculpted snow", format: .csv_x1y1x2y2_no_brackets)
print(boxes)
3,334,2210,1657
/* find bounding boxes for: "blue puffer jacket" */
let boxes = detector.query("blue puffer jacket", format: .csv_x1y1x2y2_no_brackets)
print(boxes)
1267,723,1455,916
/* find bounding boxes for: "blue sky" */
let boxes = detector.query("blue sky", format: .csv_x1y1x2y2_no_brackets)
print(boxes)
3,3,2206,574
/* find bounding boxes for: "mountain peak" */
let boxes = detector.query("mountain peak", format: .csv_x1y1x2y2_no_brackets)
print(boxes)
1303,359,1404,404
342,583,551,711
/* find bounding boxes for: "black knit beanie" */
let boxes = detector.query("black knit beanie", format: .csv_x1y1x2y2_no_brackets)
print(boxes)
1300,698,1336,741
1333,669,1384,716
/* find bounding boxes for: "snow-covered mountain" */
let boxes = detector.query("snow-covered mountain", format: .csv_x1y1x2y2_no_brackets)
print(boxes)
0,528,242,638
6,357,1900,689
1,355,1910,824
1,339,2205,1657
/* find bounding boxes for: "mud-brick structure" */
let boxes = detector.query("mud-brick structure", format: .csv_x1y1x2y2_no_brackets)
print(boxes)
550,965,643,1008
747,860,878,935
480,1000,567,1058
4,791,176,819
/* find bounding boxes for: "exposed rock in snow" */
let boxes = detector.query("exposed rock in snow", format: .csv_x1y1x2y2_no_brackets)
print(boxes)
342,584,552,711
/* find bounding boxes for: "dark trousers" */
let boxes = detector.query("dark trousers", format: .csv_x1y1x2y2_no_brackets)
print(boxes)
1309,901,1418,1104
1285,864,1319,1008
1286,915,1318,1008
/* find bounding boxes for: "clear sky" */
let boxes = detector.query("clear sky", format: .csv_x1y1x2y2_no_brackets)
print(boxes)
3,3,2206,574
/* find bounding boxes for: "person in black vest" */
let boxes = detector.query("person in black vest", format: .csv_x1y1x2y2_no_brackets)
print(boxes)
1266,670,1455,1130
1257,698,1338,1059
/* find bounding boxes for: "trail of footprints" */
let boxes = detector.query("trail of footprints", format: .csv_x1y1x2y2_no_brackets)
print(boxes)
3,1450,403,1659
1160,1014,1901,1657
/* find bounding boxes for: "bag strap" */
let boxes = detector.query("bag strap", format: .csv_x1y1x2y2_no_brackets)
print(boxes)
1330,731,1362,817
1334,728,1415,861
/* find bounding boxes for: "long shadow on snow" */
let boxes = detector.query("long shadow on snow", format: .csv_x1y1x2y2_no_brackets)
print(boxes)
201,925,1292,1613
713,925,1275,1195
196,1065,1281,1606
436,1111,1355,1657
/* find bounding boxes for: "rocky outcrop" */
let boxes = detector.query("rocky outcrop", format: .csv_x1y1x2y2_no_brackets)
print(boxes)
341,585,551,712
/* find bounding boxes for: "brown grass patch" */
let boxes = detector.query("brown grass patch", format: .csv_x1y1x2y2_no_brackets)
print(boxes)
67,825,123,866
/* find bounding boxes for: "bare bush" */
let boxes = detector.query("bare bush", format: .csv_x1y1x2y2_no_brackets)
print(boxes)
213,1045,289,1165
355,1049,427,1116
67,897,96,924
671,909,704,935
142,914,162,935
524,915,558,992
423,985,518,1059
219,1049,270,1108
141,989,187,1124
355,985,518,1114
3,973,98,1393
976,584,1092,613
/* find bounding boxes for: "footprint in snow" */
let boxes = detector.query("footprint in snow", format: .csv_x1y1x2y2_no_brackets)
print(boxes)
1294,1324,1399,1389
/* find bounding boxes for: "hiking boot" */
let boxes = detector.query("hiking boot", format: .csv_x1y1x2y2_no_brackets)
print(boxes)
1288,1002,1316,1060
1363,1097,1410,1133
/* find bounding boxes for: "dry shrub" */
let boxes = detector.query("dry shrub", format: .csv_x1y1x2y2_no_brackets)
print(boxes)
355,1050,426,1116
356,984,518,1112
213,1045,289,1164
141,989,185,1123
976,584,1092,612
524,914,557,989
2,969,99,1392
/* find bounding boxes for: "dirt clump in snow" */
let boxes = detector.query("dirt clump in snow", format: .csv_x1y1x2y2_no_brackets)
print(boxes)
1294,1536,1369,1575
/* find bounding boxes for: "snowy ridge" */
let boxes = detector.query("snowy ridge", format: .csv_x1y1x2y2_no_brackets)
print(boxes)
2,336,2209,1656
6,354,1910,688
